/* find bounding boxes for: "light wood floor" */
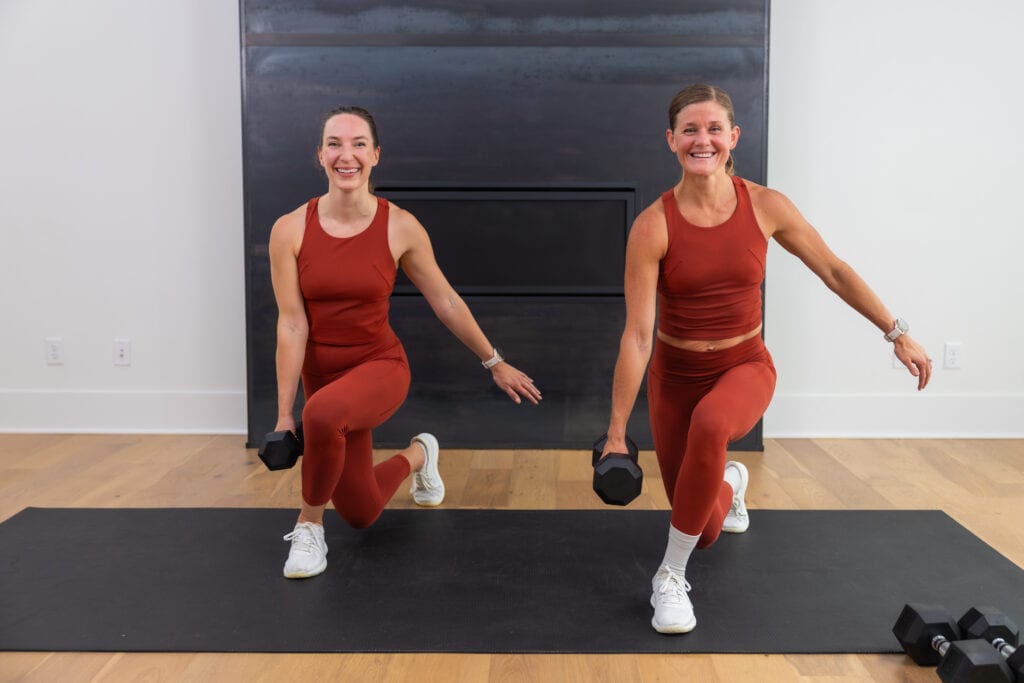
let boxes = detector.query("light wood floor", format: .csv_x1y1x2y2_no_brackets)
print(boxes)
1,435,1022,682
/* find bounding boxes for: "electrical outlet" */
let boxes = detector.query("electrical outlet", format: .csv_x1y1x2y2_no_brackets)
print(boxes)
113,338,131,366
943,341,962,369
45,337,64,365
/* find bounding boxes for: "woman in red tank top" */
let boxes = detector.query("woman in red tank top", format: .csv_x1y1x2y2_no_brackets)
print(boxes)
268,107,541,579
601,84,932,634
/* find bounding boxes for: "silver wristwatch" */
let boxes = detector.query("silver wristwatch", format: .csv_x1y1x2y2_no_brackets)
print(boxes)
482,347,504,369
884,318,909,342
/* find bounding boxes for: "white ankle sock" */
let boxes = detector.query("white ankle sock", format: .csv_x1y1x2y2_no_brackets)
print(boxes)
723,463,741,496
659,525,700,576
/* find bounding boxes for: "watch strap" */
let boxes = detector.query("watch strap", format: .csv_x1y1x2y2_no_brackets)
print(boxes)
884,318,909,342
482,347,504,369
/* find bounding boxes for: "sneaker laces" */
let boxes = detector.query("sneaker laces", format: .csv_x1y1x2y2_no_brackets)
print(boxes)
413,469,441,492
283,523,320,554
729,494,747,521
655,567,691,606
729,497,746,517
412,442,440,491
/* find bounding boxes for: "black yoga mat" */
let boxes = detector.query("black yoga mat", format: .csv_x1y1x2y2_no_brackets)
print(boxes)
1,507,1022,654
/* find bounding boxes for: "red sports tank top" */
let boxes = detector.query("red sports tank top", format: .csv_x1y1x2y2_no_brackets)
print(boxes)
656,176,767,340
297,196,398,346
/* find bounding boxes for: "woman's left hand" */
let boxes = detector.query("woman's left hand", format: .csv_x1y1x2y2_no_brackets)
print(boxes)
491,363,542,404
894,335,932,391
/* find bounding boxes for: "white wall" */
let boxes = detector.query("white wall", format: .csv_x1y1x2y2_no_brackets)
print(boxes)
0,1,246,432
765,0,1024,436
0,1,1020,436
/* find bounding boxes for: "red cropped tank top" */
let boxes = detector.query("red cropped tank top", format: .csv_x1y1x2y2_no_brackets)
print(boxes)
297,196,398,346
656,176,767,340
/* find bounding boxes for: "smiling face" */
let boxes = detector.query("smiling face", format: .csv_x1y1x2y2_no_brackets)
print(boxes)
666,100,740,177
317,113,380,190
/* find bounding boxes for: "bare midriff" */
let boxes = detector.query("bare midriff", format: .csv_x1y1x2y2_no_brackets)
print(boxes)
656,323,763,352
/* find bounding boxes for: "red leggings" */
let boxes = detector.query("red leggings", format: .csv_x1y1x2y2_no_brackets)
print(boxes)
647,335,776,547
300,337,412,528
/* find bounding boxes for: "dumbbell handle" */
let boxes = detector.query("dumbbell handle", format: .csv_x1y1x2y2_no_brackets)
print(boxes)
591,433,638,467
993,637,1017,658
932,635,952,657
598,451,632,460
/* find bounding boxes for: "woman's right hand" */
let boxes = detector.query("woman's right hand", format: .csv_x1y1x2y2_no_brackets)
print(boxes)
274,415,297,435
601,433,630,459
490,362,542,405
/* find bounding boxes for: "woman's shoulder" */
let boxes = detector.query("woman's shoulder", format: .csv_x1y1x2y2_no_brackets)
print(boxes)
636,194,668,225
737,177,791,211
271,199,313,242
628,196,669,253
383,197,409,221
737,175,768,197
282,198,315,223
383,198,426,235
736,177,805,237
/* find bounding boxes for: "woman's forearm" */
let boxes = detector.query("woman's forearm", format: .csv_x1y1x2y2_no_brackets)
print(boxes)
275,321,308,423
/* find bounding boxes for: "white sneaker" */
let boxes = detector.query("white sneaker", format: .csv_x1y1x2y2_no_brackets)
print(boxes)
722,461,750,533
282,521,327,579
410,433,444,507
650,565,696,634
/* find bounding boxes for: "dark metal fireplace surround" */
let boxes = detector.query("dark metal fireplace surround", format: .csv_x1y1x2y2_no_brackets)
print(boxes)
241,1,769,448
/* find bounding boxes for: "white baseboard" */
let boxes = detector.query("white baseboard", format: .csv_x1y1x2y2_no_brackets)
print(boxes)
764,393,1024,438
0,389,247,434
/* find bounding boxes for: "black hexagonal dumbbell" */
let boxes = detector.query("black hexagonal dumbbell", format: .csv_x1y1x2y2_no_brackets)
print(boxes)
959,606,1024,681
893,603,1015,683
591,433,643,506
257,422,303,471
988,638,1024,682
938,639,1016,683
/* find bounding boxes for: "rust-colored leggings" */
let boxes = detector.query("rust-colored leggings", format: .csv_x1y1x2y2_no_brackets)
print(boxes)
300,338,412,528
647,335,776,547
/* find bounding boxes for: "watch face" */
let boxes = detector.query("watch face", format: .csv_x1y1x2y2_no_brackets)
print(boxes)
886,319,909,341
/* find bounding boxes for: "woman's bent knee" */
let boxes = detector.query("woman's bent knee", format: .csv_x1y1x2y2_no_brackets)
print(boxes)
336,507,381,529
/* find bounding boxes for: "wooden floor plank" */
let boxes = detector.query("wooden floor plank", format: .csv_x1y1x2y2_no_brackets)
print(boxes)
0,434,1021,682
